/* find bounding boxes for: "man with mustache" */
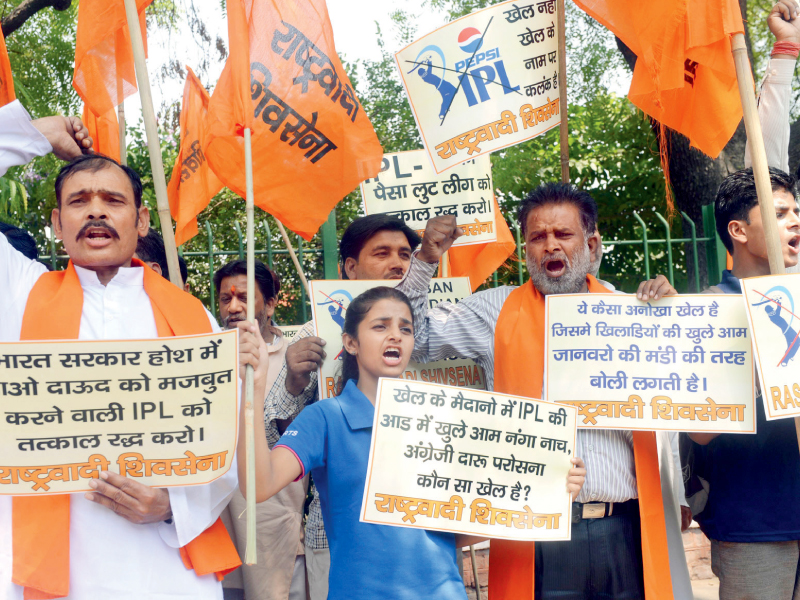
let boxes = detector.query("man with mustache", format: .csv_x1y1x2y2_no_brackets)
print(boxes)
0,154,240,600
267,213,422,600
211,259,309,600
400,184,683,600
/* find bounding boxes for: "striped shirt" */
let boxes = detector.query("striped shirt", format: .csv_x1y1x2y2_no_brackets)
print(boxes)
264,275,422,549
404,256,638,503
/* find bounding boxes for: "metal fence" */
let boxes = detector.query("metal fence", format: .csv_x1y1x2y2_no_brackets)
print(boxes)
40,205,727,325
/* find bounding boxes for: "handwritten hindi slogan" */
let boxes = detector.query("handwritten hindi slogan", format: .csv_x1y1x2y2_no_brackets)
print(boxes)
0,331,238,495
544,295,755,432
309,278,486,399
741,274,800,420
395,0,561,173
360,150,497,246
361,378,577,541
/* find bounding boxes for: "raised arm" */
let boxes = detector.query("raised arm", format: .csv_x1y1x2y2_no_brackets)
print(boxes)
237,321,302,503
744,0,799,172
0,100,92,176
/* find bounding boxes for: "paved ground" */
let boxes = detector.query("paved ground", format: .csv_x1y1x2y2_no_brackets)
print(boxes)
692,577,720,600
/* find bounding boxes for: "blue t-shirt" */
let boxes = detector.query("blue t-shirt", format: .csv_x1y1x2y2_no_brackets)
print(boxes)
275,379,467,600
695,271,800,542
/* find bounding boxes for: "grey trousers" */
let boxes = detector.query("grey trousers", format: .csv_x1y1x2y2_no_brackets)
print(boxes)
712,539,800,600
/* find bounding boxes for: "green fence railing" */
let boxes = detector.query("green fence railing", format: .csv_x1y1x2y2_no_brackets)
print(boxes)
41,205,726,325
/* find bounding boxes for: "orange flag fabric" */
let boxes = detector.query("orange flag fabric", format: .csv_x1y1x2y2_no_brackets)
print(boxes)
447,198,516,291
205,0,383,240
167,67,224,246
82,105,121,161
0,27,14,107
572,0,744,158
73,0,152,117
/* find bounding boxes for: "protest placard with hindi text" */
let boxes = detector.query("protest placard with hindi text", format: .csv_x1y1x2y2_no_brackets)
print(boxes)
310,278,486,399
361,378,576,540
544,294,755,432
0,331,238,495
279,325,304,343
360,150,497,246
741,274,800,420
395,0,561,173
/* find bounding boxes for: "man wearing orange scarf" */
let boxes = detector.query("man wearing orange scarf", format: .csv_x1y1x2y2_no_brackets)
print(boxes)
406,185,679,600
0,154,239,599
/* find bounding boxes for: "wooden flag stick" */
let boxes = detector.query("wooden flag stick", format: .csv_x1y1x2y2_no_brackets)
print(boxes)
122,0,182,288
276,220,311,297
243,128,257,565
730,33,800,445
118,102,127,166
556,0,569,183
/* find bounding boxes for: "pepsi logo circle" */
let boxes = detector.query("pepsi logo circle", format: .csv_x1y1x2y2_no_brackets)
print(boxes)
457,27,483,54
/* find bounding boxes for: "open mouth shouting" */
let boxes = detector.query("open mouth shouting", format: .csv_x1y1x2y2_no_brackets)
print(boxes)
77,221,120,248
788,234,800,256
542,253,570,278
382,346,402,367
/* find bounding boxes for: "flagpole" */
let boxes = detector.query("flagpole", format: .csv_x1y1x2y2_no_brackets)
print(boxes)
730,32,800,446
276,220,311,297
122,0,182,288
118,102,127,166
557,0,569,183
243,127,258,565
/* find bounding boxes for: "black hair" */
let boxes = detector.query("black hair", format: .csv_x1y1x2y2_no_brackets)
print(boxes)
339,286,414,393
178,255,189,285
55,154,143,210
339,214,422,280
134,228,189,283
136,229,168,277
0,221,39,260
715,167,797,253
213,259,277,302
518,182,598,238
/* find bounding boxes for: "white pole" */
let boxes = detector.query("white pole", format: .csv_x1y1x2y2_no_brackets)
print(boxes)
122,0,182,287
244,128,257,565
276,220,311,296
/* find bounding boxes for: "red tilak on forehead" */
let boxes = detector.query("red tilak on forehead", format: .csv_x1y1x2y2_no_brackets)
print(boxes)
230,286,236,294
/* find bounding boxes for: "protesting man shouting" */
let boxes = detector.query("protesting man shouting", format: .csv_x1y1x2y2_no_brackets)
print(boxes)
0,154,239,599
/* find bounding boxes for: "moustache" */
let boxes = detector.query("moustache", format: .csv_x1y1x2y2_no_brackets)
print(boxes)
76,221,120,242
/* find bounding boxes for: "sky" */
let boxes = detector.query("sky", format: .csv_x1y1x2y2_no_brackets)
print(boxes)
125,0,451,123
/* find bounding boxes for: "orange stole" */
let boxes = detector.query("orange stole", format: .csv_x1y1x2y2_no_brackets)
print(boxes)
489,277,673,600
13,259,241,599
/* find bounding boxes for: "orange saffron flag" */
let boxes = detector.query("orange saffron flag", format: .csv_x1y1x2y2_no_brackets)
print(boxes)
573,0,744,158
82,104,121,161
448,199,516,291
168,67,224,246
73,0,152,117
0,27,14,107
205,0,383,240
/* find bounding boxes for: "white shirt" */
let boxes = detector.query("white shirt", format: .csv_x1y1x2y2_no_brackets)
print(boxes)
0,232,236,600
0,100,52,177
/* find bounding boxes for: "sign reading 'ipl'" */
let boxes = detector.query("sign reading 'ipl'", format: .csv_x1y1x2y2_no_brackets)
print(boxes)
361,378,577,541
360,150,497,246
310,278,486,399
544,295,755,433
742,274,800,420
395,0,561,173
0,331,239,495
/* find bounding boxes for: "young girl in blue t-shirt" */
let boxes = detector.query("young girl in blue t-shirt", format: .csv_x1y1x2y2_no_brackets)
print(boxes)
237,286,586,600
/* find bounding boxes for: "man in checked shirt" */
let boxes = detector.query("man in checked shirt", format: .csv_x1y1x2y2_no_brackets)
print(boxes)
399,189,688,600
265,213,422,600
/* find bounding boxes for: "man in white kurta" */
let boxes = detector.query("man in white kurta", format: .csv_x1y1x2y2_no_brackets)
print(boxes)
0,103,237,599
